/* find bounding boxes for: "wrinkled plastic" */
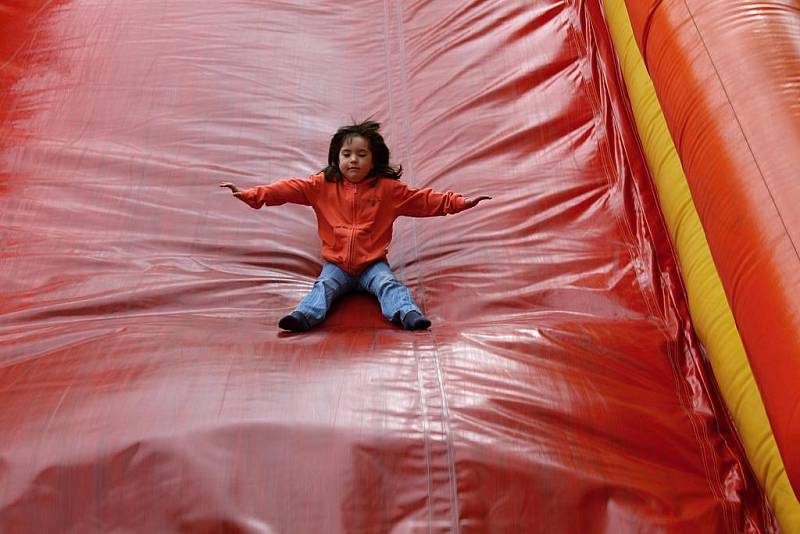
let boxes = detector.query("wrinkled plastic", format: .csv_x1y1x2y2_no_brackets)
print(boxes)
606,1,800,530
624,0,800,501
0,1,776,532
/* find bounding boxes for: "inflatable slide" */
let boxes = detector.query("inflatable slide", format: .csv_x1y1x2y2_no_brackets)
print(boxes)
1,0,797,531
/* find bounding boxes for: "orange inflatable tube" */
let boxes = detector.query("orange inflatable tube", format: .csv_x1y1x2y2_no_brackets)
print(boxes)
623,0,800,499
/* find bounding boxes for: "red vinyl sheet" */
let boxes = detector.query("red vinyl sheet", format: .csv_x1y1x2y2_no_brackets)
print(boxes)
624,0,800,499
0,1,776,532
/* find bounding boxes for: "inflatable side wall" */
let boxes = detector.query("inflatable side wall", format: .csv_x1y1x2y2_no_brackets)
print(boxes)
603,0,800,531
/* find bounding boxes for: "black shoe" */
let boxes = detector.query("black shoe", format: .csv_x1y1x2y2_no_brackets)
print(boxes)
279,311,311,332
402,310,431,330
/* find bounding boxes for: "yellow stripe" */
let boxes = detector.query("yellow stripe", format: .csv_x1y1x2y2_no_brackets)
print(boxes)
602,0,800,529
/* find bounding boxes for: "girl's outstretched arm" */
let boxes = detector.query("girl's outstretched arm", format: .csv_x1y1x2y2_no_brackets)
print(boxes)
393,180,491,216
219,174,319,209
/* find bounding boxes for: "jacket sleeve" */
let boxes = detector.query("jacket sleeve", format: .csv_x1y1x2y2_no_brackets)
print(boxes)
393,180,467,217
237,174,318,209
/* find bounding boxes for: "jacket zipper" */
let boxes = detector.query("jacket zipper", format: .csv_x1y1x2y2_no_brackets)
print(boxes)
348,184,358,273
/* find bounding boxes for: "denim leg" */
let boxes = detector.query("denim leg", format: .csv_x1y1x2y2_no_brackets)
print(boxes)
358,261,420,323
295,262,357,326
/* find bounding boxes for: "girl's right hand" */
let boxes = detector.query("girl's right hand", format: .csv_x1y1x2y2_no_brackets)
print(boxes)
219,182,243,196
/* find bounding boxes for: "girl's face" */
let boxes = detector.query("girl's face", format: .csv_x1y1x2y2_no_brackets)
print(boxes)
338,135,373,183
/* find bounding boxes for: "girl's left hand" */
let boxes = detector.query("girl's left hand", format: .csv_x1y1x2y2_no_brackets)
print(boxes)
464,195,492,209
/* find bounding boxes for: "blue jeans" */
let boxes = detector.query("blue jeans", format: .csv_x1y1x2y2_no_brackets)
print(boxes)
294,261,421,327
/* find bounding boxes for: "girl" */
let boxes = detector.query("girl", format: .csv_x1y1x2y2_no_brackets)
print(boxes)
220,120,491,332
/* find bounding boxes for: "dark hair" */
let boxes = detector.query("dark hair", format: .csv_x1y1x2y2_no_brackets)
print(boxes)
322,120,402,183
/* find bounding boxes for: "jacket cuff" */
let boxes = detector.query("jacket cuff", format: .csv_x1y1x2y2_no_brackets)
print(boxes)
237,188,260,208
454,194,467,212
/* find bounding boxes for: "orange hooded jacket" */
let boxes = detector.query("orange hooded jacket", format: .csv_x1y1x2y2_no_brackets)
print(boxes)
238,172,467,275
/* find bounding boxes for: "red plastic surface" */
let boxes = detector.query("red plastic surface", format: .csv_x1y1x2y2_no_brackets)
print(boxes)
0,1,776,532
624,0,800,499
